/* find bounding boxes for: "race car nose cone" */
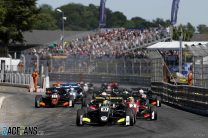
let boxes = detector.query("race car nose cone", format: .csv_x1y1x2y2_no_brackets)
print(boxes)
101,116,108,121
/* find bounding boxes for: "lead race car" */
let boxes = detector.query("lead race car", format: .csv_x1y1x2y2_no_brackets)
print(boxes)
53,82,87,107
35,87,74,108
76,93,136,126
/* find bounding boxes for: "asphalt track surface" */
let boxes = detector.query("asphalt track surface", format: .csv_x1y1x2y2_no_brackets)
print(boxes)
0,86,208,138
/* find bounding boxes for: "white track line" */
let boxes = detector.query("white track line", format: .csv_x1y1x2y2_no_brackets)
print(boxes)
0,96,5,109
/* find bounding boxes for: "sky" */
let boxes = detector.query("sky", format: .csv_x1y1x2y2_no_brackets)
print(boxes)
37,0,208,27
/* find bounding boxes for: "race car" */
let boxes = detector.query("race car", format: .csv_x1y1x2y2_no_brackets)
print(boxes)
52,81,64,87
126,95,157,120
68,87,84,106
53,82,86,106
79,82,94,92
101,81,119,91
76,96,136,126
131,88,162,107
35,87,74,108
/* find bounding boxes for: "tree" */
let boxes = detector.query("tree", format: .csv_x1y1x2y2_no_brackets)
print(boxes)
0,0,39,56
33,13,58,30
187,22,195,33
173,24,195,41
33,4,58,30
130,17,153,28
152,18,171,27
197,24,208,34
108,11,127,27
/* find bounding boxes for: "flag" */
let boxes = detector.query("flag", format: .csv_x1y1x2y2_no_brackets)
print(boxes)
171,0,180,25
99,0,106,28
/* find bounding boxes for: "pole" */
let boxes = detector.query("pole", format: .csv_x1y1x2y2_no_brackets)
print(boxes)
179,30,183,74
62,12,64,49
21,54,25,73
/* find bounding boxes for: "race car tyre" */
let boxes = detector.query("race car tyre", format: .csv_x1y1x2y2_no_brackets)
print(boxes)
126,108,134,126
157,96,162,107
150,106,157,120
76,109,85,126
69,96,75,107
35,95,42,108
129,108,137,124
82,98,91,107
82,107,88,114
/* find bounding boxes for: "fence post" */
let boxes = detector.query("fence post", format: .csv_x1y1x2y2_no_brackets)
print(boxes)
201,57,204,87
20,54,26,73
116,63,118,76
132,60,134,75
34,53,39,72
40,65,44,88
139,60,142,77
106,62,109,74
14,74,17,84
124,59,126,75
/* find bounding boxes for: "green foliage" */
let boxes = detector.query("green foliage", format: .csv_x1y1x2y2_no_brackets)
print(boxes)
197,24,208,34
173,23,195,41
33,4,58,30
152,18,171,27
32,13,58,30
54,3,172,30
0,0,39,45
108,11,127,27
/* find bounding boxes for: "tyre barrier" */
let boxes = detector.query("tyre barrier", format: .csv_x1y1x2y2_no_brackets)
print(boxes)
151,82,208,115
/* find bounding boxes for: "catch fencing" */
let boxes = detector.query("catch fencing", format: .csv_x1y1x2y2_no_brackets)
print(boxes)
151,81,208,115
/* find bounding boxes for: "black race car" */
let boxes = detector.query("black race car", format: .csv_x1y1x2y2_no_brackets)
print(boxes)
77,96,136,126
35,87,74,108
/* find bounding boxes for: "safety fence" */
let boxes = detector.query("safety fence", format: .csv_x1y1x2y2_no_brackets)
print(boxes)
151,81,208,115
193,56,208,88
49,73,151,87
0,73,32,86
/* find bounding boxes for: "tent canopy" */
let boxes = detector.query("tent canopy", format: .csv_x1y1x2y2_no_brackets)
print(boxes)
147,41,208,51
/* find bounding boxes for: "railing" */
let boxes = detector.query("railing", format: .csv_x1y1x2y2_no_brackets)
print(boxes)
151,81,208,115
0,73,32,86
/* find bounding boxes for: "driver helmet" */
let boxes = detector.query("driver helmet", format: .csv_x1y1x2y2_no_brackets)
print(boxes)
123,89,128,94
103,100,108,105
101,92,107,96
139,89,144,94
128,97,134,103
53,89,58,93
70,87,75,91
141,93,147,99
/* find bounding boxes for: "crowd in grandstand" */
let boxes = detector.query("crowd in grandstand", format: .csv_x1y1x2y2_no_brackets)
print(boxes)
26,27,170,59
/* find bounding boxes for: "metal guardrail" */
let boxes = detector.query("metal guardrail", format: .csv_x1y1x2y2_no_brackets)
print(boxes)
1,73,31,85
49,73,151,87
151,82,208,115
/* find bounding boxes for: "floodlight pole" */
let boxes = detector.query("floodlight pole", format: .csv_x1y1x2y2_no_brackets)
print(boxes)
179,30,183,74
57,9,65,49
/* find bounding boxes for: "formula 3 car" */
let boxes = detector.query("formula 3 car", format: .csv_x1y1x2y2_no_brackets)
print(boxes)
77,96,136,126
126,96,157,120
131,88,162,107
35,88,74,108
